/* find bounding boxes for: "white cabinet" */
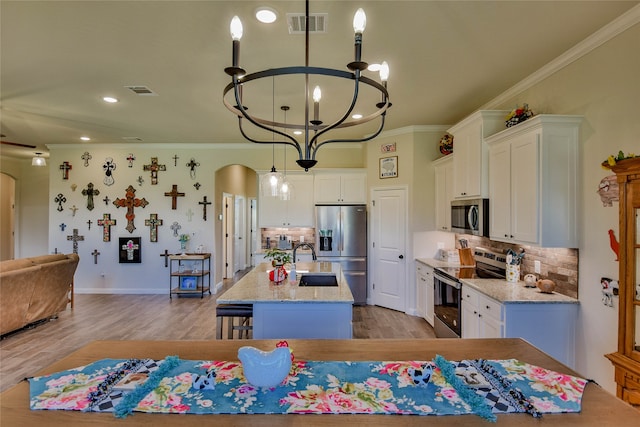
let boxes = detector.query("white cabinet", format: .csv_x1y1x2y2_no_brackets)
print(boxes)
258,174,314,227
314,171,366,204
461,286,503,339
415,261,434,326
433,155,454,232
448,111,507,200
486,115,583,247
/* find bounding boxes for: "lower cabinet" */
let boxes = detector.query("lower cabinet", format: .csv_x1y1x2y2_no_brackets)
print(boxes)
461,284,578,367
415,261,434,326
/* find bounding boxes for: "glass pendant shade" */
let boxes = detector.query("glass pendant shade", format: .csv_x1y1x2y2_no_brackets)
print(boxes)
260,167,283,197
31,153,46,166
279,176,294,201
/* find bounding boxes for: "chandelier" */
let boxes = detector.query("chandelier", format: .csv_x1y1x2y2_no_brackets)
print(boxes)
223,0,391,171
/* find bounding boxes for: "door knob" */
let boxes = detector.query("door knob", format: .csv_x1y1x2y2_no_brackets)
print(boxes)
399,255,404,259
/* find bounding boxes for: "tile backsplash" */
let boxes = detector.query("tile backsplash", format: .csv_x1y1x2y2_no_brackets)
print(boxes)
261,228,315,250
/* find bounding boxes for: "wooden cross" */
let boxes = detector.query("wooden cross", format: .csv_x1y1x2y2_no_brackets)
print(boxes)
103,195,111,206
81,151,92,167
145,213,163,242
122,239,139,261
113,185,148,233
164,184,185,210
87,219,93,230
170,221,181,237
92,249,100,264
66,228,84,254
160,249,171,267
199,196,212,221
54,193,66,211
59,161,72,180
69,205,79,216
126,153,136,168
59,223,66,231
82,182,100,211
172,154,179,167
185,208,194,222
97,213,116,242
143,156,166,185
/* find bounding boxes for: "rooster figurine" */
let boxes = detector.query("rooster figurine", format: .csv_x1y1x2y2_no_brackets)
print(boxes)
238,346,292,388
608,229,620,261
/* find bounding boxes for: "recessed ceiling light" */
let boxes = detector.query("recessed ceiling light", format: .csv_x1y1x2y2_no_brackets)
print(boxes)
293,130,303,135
352,114,363,120
80,136,91,141
256,7,277,24
103,96,119,103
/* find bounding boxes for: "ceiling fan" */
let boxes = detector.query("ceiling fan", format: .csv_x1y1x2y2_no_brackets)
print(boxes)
0,135,36,149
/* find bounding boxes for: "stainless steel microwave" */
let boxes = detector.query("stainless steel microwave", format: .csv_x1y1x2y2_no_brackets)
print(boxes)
451,199,489,237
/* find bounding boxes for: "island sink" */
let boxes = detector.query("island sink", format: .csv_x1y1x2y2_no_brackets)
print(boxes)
299,273,338,287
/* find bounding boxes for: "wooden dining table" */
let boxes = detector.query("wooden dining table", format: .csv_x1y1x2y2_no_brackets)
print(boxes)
1,338,637,425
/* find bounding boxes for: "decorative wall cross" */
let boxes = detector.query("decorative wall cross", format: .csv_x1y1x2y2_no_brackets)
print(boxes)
145,213,164,242
69,205,79,217
87,219,93,230
59,161,72,180
164,184,185,210
92,249,100,264
172,154,179,167
71,183,77,192
66,228,84,254
122,239,139,261
170,221,181,237
186,158,200,179
102,157,116,186
54,193,67,212
199,196,212,221
194,182,201,190
126,153,136,168
81,182,100,211
137,176,144,186
81,151,92,167
97,213,117,242
143,157,166,185
59,223,66,231
113,185,148,233
185,208,194,222
103,195,111,206
160,249,171,267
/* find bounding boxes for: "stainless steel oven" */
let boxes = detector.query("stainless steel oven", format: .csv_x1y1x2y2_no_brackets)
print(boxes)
433,269,462,338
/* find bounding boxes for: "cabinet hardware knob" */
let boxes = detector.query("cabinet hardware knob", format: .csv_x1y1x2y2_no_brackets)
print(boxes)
399,255,404,259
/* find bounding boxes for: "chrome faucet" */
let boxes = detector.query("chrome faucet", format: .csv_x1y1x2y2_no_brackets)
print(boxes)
293,242,317,262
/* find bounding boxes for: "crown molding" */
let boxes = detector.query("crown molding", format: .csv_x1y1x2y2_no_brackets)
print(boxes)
378,125,450,139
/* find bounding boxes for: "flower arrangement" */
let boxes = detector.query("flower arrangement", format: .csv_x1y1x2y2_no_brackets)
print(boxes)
602,150,639,170
505,104,535,128
439,133,453,155
264,248,292,266
178,234,190,243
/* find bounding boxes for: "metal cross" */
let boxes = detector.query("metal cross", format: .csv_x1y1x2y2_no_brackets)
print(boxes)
113,185,148,233
81,182,100,211
69,205,79,217
164,184,185,210
103,195,111,206
160,249,171,267
137,176,144,186
87,219,93,230
97,213,117,242
199,196,212,221
66,228,84,254
186,158,200,179
54,193,67,211
194,182,201,190
145,213,163,242
170,221,181,237
126,153,136,168
185,208,194,222
59,223,67,231
81,151,92,167
102,157,116,186
59,161,72,180
172,154,179,167
121,239,139,261
92,249,100,264
143,157,166,185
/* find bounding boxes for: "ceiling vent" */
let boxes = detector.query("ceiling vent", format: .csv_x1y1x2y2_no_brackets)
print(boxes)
122,137,143,141
286,13,327,34
124,85,158,96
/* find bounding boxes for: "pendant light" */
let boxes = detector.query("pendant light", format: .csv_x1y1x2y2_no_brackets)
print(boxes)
31,152,46,166
279,106,294,201
259,78,283,197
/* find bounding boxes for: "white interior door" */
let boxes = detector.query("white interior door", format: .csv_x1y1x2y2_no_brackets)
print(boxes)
234,195,246,272
250,198,257,267
223,193,234,279
371,187,407,311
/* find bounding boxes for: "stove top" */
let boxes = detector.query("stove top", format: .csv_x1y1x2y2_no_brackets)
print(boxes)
435,247,507,281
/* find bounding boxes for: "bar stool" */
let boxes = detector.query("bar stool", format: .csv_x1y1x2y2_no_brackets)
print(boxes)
215,304,253,339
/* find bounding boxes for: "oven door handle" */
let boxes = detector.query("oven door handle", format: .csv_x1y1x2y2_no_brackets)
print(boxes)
434,272,461,289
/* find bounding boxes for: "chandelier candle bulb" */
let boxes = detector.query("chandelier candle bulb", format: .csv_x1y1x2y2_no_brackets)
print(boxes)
312,86,322,124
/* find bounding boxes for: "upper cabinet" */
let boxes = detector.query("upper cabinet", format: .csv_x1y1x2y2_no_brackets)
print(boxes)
259,173,315,227
485,115,583,247
314,171,367,204
433,155,454,232
448,111,507,200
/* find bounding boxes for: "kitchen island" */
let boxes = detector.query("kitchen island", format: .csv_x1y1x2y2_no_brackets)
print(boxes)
217,262,354,339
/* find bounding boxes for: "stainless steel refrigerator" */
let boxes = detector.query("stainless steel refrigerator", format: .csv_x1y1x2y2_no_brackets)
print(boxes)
316,205,367,305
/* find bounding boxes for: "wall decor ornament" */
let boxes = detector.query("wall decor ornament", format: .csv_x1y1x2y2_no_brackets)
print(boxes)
160,249,171,267
97,213,117,242
81,182,100,211
59,161,72,180
439,133,454,155
137,176,144,186
379,156,398,179
92,249,100,265
102,195,110,206
102,158,116,186
597,175,619,207
81,151,92,167
164,184,185,210
119,237,141,263
59,223,66,232
113,185,149,233
608,229,620,261
186,158,200,179
380,142,396,153
185,208,194,222
66,228,85,254
69,205,78,217
505,104,534,127
86,219,92,230
143,157,166,185
170,221,181,237
199,196,212,221
126,153,135,168
145,213,163,243
54,193,67,212
194,182,201,190
70,183,77,192
172,154,179,167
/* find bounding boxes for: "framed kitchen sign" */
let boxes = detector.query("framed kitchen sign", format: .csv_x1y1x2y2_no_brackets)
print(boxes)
379,156,398,179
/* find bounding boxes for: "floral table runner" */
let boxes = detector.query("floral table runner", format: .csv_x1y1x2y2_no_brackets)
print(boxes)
29,355,587,422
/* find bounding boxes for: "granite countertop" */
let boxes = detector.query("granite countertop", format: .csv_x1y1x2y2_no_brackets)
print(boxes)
461,278,579,304
217,262,354,304
415,258,462,268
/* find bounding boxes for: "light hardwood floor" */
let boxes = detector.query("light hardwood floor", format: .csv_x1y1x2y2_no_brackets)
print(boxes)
0,271,435,392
